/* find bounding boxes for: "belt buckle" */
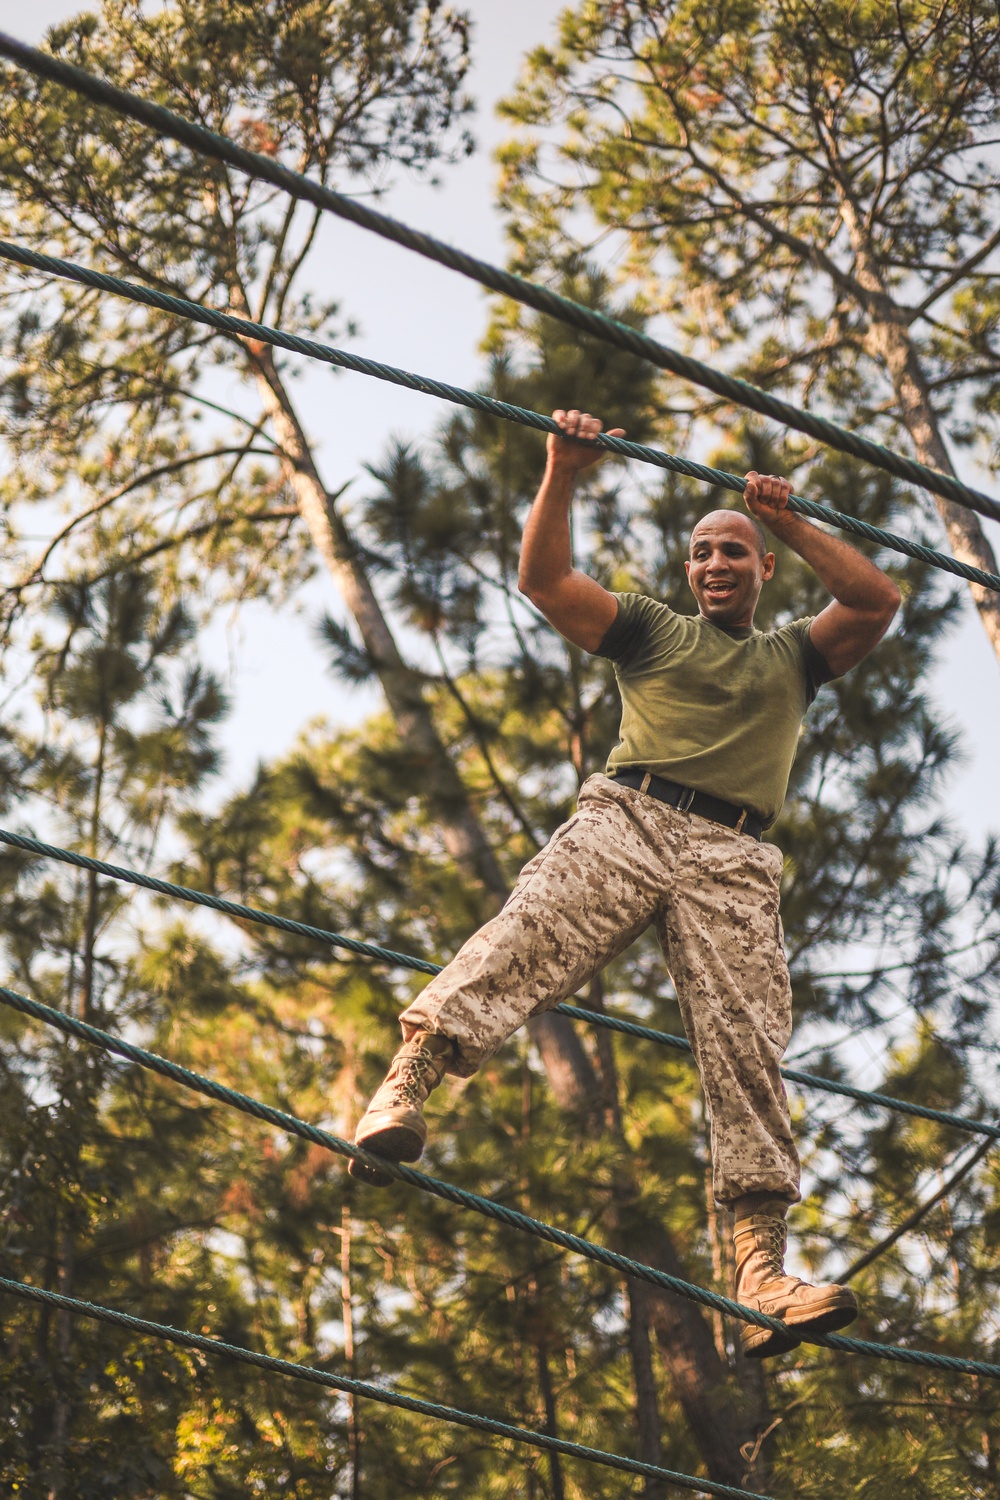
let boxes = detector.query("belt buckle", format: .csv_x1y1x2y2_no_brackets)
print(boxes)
677,786,696,813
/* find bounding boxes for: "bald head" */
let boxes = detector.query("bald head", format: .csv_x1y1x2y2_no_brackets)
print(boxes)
689,509,768,558
685,508,775,628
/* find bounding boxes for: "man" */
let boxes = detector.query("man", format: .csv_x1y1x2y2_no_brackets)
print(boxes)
349,408,900,1358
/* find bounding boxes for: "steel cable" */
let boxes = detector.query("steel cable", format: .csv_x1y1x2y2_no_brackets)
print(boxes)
0,1274,774,1500
1,31,998,531
1,825,994,1141
0,241,996,595
4,982,1000,1380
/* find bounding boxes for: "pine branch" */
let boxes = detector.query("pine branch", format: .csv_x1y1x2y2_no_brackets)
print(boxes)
839,1135,993,1283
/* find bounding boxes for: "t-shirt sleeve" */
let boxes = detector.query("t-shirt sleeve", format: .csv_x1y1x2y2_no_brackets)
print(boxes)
790,617,836,705
593,593,669,671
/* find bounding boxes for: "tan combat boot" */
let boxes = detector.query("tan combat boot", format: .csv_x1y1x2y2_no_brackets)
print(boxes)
734,1205,859,1359
348,1031,455,1186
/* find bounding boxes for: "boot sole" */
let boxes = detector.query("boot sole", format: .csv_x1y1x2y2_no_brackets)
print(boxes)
741,1288,858,1359
741,1324,801,1359
785,1291,858,1335
348,1121,426,1187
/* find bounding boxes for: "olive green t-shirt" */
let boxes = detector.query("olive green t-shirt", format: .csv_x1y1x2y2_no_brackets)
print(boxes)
594,594,834,828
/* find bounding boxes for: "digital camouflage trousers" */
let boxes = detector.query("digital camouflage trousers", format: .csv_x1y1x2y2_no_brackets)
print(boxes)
400,773,800,1204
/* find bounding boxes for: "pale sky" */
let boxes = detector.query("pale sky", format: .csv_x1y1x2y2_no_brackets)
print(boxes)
4,0,999,845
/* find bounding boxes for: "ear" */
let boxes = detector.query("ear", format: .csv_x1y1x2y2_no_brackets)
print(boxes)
684,559,694,593
761,551,776,582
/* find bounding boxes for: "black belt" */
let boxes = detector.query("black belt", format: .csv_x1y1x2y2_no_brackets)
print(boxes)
610,768,764,841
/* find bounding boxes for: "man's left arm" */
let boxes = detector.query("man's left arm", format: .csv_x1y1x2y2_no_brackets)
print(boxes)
744,472,902,676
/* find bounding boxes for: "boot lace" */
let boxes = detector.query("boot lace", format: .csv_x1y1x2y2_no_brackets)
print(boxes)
759,1219,786,1280
392,1046,443,1107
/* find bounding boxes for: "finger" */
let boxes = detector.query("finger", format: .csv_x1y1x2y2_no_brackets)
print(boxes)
607,428,627,438
552,408,567,426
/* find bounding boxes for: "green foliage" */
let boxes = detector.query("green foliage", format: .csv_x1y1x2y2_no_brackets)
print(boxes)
497,0,1000,487
7,266,1000,1491
1,1,999,1495
0,0,474,630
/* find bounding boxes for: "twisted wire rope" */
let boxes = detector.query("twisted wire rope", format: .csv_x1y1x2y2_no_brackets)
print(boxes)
0,827,439,973
554,1003,1000,1142
1,239,997,596
1,825,994,1142
1,31,999,532
3,983,999,1380
0,22,997,1411
0,1276,772,1499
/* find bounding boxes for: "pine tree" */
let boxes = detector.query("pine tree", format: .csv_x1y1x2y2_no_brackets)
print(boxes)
497,0,1000,662
0,11,780,1480
1,3,999,1493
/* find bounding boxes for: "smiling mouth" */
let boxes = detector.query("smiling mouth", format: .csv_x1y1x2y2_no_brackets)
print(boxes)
704,581,737,599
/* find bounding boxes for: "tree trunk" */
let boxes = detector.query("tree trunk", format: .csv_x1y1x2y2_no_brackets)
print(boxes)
626,1280,667,1500
46,1225,74,1499
340,1200,362,1500
584,985,765,1488
244,338,600,1111
839,204,1000,662
530,1301,566,1500
632,1220,766,1490
868,309,1000,653
239,336,765,1488
246,341,508,902
78,716,107,1023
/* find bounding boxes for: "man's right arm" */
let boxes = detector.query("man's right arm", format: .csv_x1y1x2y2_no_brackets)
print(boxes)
518,409,621,653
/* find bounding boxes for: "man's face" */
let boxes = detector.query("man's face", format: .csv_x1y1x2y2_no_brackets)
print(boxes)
685,511,774,628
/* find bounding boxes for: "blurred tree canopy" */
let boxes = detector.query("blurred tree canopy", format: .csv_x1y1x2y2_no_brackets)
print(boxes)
497,0,1000,664
1,2,1000,1497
